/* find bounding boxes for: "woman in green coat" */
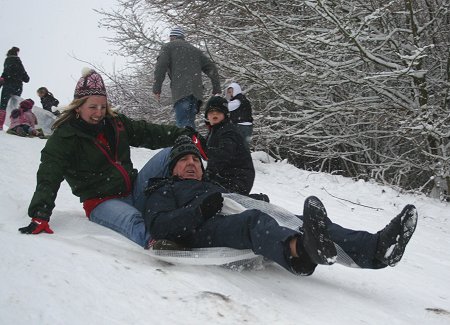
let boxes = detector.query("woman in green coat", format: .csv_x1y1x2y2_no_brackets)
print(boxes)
19,68,190,247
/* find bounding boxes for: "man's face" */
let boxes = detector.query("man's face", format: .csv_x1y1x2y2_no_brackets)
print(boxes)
172,154,203,180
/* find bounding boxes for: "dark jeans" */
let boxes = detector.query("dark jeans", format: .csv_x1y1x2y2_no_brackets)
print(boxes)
167,209,298,272
235,124,253,149
325,219,384,269
1,82,23,110
10,124,32,134
158,207,384,271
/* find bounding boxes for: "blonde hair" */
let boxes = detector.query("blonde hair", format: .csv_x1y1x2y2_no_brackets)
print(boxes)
52,96,117,130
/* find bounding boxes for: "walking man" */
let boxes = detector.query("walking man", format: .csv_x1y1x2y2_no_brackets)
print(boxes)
153,27,221,129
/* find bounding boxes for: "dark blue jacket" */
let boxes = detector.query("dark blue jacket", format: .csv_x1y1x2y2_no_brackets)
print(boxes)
144,177,225,240
205,118,255,195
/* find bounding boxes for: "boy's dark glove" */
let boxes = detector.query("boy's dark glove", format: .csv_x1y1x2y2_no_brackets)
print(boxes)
199,192,223,219
19,218,54,234
184,126,198,137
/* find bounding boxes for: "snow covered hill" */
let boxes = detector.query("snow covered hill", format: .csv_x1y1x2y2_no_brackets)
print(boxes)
1,132,449,325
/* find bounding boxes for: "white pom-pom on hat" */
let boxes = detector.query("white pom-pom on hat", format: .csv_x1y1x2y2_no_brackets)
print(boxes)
81,67,94,77
74,68,107,99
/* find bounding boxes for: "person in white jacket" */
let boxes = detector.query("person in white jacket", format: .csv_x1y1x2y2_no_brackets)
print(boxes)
226,82,253,148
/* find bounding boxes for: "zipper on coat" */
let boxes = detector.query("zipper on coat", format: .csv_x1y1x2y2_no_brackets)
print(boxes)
94,140,132,193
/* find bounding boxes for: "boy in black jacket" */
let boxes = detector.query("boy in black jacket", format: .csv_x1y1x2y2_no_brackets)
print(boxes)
204,96,255,195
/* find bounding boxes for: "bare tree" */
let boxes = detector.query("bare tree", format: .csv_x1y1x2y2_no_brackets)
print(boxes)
98,0,450,199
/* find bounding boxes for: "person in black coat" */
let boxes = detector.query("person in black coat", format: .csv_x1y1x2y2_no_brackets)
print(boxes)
203,96,255,195
144,137,418,276
0,47,30,130
37,87,60,115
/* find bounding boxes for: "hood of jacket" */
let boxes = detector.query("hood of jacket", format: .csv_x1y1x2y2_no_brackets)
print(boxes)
227,82,242,97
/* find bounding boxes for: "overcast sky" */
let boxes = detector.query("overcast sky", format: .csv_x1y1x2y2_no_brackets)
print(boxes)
0,0,126,105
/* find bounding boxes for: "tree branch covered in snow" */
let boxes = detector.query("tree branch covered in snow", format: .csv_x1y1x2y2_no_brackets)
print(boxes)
99,0,450,199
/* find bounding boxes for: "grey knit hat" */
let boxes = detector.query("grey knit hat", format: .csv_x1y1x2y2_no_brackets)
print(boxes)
169,27,185,38
169,135,203,174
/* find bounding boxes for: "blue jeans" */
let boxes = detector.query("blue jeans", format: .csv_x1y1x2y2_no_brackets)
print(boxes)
173,95,199,129
89,148,171,247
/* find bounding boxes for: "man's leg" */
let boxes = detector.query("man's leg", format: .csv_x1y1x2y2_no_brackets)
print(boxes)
304,202,417,269
179,209,300,272
173,95,197,129
313,203,417,269
1,87,11,110
0,86,11,129
90,197,150,248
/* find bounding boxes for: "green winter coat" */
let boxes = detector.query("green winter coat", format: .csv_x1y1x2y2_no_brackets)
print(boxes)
28,113,188,220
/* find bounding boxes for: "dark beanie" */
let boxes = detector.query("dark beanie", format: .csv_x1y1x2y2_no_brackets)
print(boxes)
204,96,229,119
7,47,20,56
169,135,203,174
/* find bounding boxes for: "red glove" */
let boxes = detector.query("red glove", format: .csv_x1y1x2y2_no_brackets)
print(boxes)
192,134,208,160
18,218,54,234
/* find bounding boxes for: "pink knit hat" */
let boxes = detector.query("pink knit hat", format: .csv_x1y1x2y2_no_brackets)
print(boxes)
74,68,107,99
19,98,34,110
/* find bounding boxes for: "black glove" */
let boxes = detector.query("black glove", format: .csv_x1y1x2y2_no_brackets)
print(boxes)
184,126,198,138
199,192,223,219
19,218,54,234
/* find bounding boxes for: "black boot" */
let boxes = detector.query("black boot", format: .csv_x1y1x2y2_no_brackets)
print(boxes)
301,196,337,265
286,235,317,276
375,205,418,266
150,239,190,251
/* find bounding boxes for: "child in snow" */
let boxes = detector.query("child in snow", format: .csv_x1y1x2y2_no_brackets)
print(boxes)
203,96,255,196
18,68,194,246
8,98,43,137
226,82,253,148
37,87,60,116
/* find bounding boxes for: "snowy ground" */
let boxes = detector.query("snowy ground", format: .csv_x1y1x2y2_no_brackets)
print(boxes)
1,132,449,325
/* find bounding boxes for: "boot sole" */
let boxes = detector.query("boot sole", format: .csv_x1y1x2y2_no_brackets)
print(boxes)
303,196,337,265
384,205,418,266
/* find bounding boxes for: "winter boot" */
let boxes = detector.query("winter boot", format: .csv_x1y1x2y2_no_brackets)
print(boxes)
15,127,27,137
0,109,6,130
150,239,191,251
375,205,418,267
300,196,337,265
288,235,318,276
248,193,270,203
